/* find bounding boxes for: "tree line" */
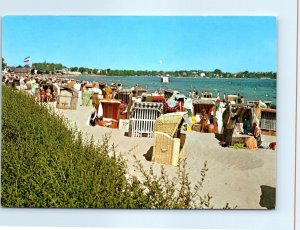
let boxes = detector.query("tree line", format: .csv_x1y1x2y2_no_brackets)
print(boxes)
2,58,276,79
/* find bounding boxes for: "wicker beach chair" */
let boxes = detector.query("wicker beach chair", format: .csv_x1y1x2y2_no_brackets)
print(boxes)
115,90,131,105
192,99,215,115
152,112,187,166
56,87,79,110
129,102,163,138
260,108,276,135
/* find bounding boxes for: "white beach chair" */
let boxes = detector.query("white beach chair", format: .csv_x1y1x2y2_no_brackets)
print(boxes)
129,102,163,138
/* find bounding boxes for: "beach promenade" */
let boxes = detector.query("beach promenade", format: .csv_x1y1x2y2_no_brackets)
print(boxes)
57,105,276,209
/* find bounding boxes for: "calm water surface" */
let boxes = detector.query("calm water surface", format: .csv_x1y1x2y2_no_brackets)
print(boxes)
72,76,276,105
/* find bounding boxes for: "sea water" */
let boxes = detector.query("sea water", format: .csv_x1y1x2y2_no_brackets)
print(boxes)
72,76,276,106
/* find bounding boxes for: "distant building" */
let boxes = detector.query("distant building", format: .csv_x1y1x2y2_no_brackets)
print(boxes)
60,68,81,75
9,67,31,74
61,68,71,74
70,71,81,75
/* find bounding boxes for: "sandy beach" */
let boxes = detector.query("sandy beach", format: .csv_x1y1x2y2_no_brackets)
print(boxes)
54,105,276,209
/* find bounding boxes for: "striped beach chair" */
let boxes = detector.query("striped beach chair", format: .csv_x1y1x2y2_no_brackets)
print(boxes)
96,99,121,128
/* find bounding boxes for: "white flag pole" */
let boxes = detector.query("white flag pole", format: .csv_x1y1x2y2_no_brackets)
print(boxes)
29,57,32,74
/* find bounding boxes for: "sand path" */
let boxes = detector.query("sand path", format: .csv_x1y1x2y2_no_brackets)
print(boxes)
56,105,276,209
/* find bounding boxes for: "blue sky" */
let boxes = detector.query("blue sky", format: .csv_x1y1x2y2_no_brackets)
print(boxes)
2,16,276,72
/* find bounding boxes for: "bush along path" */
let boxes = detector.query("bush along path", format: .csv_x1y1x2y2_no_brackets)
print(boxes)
1,86,233,209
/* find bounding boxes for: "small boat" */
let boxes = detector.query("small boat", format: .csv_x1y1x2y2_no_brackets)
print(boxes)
160,74,169,83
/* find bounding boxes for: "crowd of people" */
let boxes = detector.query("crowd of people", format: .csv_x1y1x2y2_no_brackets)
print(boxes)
2,73,118,104
2,72,275,150
220,101,276,150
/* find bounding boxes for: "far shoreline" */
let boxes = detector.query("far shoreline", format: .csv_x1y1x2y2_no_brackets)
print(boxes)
64,74,276,80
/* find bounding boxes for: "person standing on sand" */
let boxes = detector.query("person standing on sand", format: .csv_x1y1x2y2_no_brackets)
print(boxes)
45,86,52,102
251,122,262,146
199,109,209,132
91,83,102,106
222,102,238,146
241,96,245,104
243,112,252,135
223,93,227,103
237,93,241,104
254,102,261,124
127,89,137,119
105,86,112,99
38,88,46,102
215,97,221,111
19,76,25,90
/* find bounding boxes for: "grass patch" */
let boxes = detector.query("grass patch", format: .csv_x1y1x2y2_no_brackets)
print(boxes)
230,143,246,150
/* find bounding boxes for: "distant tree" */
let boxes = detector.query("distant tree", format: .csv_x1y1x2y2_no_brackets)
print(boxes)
92,69,98,74
32,62,63,72
71,67,79,72
54,64,63,70
79,67,86,73
214,69,222,76
2,57,7,70
17,65,22,68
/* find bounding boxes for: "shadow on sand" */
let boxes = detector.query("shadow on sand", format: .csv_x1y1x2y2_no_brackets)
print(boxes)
259,185,276,209
215,133,224,141
143,146,153,161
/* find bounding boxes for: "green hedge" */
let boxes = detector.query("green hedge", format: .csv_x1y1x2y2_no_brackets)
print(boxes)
1,86,222,209
1,86,148,208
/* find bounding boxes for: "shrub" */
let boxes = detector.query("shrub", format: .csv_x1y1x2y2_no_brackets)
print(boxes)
131,156,212,209
1,86,232,209
1,86,141,208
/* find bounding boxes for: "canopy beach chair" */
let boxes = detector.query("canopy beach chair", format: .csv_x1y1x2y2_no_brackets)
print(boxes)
260,108,276,136
56,87,79,110
129,102,163,138
96,99,121,128
152,112,187,166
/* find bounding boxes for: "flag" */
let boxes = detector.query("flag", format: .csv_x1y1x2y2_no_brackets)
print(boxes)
24,56,31,62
